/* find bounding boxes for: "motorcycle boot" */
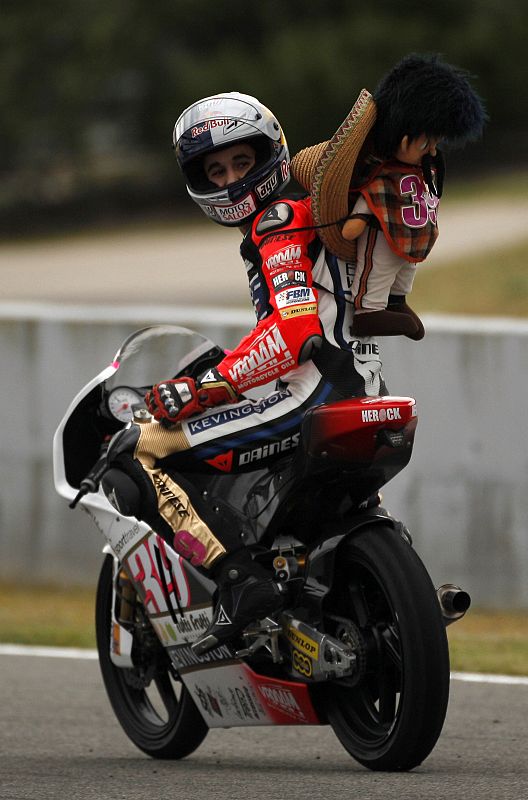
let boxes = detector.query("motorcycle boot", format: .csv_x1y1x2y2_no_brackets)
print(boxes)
192,549,287,656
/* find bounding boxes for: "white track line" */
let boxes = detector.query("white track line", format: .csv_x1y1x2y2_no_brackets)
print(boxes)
450,670,528,686
1,644,527,684
0,643,98,660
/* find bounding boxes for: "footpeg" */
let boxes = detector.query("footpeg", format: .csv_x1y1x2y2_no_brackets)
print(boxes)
235,617,283,662
191,634,220,657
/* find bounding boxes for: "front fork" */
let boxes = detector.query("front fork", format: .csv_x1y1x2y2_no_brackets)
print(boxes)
108,555,135,668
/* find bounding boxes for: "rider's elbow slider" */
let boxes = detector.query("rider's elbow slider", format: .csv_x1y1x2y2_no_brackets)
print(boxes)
298,334,323,365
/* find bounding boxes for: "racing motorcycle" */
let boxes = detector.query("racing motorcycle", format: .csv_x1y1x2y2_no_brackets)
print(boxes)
53,324,470,771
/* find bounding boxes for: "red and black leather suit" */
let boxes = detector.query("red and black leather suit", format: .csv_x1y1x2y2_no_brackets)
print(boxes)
104,195,386,570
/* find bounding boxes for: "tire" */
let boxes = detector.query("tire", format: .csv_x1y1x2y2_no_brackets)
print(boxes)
323,524,450,771
95,555,208,759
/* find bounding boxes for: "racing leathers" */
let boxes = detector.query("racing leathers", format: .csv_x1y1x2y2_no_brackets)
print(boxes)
105,194,386,571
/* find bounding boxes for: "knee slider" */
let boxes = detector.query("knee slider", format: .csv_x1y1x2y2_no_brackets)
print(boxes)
102,468,143,517
103,425,157,518
107,424,141,460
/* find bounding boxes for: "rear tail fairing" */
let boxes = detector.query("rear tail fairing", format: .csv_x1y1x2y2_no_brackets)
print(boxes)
175,396,418,548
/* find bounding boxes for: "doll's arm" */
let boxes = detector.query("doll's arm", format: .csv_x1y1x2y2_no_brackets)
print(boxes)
342,217,368,241
342,194,370,241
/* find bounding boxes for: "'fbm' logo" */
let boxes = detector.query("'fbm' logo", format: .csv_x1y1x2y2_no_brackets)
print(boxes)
285,288,310,302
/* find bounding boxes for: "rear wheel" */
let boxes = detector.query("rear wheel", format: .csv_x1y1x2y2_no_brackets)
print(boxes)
95,554,208,758
323,524,450,771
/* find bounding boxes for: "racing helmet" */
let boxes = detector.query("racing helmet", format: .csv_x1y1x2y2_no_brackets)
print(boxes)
173,92,290,227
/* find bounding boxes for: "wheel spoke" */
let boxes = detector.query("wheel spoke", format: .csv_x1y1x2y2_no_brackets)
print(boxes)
328,549,404,742
380,623,402,672
377,667,398,725
322,529,450,769
96,555,208,757
347,579,371,628
153,672,180,719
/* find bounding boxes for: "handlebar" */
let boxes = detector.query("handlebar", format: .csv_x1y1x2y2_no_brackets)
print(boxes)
69,442,110,509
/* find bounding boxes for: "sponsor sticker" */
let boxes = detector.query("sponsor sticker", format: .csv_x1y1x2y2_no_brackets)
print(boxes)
238,432,300,465
275,287,315,308
265,245,302,270
349,339,380,356
191,118,230,138
113,521,143,557
228,326,291,385
287,626,320,659
194,685,224,718
255,171,278,200
264,233,294,245
187,389,292,435
279,303,317,320
183,665,267,725
202,204,217,219
292,650,313,678
272,270,307,290
217,195,256,223
258,684,308,723
171,642,233,668
361,407,402,423
236,359,295,391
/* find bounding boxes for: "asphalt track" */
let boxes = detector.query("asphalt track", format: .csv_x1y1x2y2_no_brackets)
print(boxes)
1,648,527,800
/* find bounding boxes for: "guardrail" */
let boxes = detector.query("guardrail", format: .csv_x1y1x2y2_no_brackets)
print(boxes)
1,302,527,607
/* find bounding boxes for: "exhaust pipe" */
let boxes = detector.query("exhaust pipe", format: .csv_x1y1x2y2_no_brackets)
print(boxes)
437,583,471,626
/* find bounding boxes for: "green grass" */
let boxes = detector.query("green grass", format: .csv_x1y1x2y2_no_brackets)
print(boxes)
0,583,96,648
412,237,528,318
443,169,528,202
447,610,528,676
1,583,527,675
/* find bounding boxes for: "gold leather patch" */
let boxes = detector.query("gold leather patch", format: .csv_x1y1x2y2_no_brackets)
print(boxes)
134,420,190,467
142,465,226,569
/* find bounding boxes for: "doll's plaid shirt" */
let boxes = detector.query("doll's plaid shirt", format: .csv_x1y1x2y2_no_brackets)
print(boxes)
356,160,439,263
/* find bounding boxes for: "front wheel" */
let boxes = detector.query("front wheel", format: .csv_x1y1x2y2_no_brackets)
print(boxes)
323,524,450,771
95,555,208,758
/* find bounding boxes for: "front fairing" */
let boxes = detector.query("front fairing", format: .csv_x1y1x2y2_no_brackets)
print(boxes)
53,325,221,503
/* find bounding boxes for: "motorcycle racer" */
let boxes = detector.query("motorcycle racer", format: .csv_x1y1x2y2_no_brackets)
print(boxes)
102,91,387,655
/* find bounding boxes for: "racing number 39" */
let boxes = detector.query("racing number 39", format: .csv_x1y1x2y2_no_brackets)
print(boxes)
400,174,438,228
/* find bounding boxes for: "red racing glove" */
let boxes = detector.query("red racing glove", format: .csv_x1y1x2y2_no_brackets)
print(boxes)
145,368,239,424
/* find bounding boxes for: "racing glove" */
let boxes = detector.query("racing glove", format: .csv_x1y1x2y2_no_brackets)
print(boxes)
145,368,239,424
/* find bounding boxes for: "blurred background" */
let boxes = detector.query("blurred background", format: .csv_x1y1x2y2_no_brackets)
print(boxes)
1,0,527,236
1,1,527,656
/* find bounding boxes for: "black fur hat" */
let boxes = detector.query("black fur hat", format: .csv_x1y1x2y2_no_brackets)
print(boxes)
373,53,487,159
